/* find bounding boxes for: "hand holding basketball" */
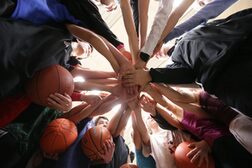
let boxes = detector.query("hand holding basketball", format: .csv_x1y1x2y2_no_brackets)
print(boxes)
26,64,74,108
47,93,72,112
81,126,113,161
175,141,215,168
186,140,213,168
97,139,115,163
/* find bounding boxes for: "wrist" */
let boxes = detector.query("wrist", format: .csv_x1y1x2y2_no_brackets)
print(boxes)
144,70,152,84
139,52,150,62
150,107,157,117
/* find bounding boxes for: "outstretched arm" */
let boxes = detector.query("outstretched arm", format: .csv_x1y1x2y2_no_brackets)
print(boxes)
131,113,143,150
120,0,139,62
158,0,194,45
139,95,183,129
138,0,150,48
135,0,174,68
62,94,116,123
70,66,117,79
153,84,200,104
155,103,184,130
107,105,132,137
163,0,238,43
131,102,150,145
66,24,120,72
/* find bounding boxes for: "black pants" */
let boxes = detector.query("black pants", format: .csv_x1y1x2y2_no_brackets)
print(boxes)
213,135,252,168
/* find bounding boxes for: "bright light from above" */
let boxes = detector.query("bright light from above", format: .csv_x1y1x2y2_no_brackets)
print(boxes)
111,104,122,113
73,76,85,82
89,90,102,95
173,0,183,8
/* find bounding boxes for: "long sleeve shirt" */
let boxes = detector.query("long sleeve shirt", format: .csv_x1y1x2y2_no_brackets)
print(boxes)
141,0,174,56
163,0,238,43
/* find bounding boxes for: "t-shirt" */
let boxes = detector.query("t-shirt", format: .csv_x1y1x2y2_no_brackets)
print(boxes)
142,130,176,168
135,149,156,168
11,0,80,25
0,17,72,99
181,110,231,146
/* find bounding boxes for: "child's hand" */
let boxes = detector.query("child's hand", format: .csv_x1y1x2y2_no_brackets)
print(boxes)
96,139,115,163
187,140,212,168
81,94,102,105
139,95,157,115
48,93,72,112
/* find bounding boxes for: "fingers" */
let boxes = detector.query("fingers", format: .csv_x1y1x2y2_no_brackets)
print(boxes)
106,3,117,12
47,93,72,111
205,155,209,168
187,142,196,149
103,140,110,153
189,150,201,164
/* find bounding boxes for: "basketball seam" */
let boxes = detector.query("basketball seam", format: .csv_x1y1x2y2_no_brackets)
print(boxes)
59,130,68,152
60,126,77,137
100,127,103,151
89,128,100,153
55,65,61,93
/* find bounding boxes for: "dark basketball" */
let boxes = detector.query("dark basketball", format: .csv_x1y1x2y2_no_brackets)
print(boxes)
81,126,112,161
25,64,74,107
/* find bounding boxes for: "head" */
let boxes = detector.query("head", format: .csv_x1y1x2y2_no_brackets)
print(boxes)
95,116,109,128
71,40,93,60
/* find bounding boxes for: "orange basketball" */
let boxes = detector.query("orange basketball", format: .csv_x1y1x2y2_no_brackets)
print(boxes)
40,118,78,155
175,141,215,168
25,64,74,107
81,126,112,160
121,50,132,62
120,163,138,168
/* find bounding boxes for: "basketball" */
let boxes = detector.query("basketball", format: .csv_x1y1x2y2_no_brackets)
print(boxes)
25,64,74,107
121,50,132,62
81,126,112,161
120,163,138,168
175,141,215,168
40,118,78,155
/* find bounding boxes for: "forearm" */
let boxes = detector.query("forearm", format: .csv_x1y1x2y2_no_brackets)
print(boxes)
87,78,118,85
138,0,149,47
144,84,167,107
159,0,194,44
63,100,104,123
66,24,120,72
71,67,116,79
114,107,132,137
149,67,195,84
133,106,150,144
154,84,197,103
141,0,174,56
90,96,120,117
120,0,139,62
164,0,238,42
107,104,126,137
74,81,113,92
102,37,131,67
156,104,183,130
